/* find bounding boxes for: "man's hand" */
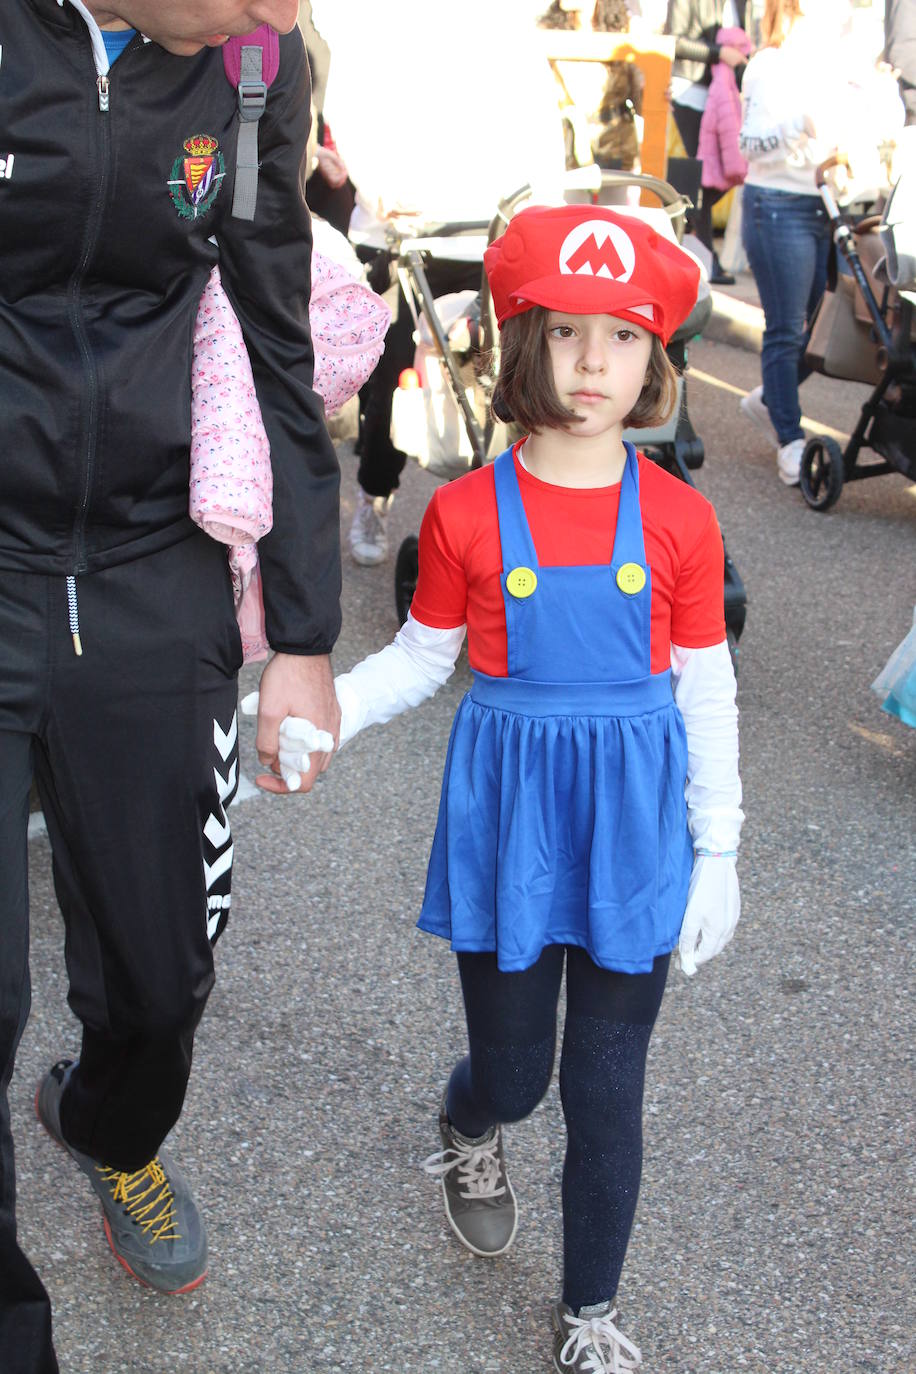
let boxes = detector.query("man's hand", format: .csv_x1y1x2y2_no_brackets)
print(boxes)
242,653,340,795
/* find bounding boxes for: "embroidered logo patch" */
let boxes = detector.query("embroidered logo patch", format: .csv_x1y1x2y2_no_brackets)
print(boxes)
167,134,225,221
558,219,636,284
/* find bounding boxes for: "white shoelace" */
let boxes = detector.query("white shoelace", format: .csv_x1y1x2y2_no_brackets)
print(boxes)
422,1133,506,1199
361,504,383,540
352,492,391,550
558,1308,642,1373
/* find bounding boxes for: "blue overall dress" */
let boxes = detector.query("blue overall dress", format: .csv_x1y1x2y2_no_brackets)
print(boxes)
418,444,693,974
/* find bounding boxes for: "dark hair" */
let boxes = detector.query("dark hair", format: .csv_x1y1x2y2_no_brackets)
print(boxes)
491,306,679,433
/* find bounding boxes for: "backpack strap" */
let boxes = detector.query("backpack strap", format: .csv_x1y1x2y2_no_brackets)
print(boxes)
222,26,281,221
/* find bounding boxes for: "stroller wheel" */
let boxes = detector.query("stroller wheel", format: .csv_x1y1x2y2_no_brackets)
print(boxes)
394,534,419,625
800,436,844,511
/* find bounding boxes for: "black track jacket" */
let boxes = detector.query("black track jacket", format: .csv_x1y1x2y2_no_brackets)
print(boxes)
0,0,341,655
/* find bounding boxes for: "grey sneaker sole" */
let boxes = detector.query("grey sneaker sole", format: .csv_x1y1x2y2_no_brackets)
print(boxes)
349,544,388,566
35,1062,208,1295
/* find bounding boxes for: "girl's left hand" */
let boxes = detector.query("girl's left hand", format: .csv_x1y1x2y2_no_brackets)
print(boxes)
677,855,740,977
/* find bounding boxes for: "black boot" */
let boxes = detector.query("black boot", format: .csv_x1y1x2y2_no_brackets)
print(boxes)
710,252,735,286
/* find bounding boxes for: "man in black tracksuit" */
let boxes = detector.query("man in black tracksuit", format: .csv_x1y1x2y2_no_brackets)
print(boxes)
1,4,341,1370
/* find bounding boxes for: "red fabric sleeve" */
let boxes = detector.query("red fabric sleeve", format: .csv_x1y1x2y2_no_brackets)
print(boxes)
411,485,471,628
669,501,726,648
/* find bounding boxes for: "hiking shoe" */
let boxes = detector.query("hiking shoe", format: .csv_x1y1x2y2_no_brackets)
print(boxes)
777,437,805,486
36,1059,208,1295
552,1300,642,1372
421,1095,518,1257
739,385,778,447
349,486,392,565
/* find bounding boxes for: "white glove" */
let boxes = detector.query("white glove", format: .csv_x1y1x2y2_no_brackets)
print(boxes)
239,692,335,793
677,854,740,977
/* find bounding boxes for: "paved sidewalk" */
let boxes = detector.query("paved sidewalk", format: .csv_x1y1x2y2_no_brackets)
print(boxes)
14,324,915,1374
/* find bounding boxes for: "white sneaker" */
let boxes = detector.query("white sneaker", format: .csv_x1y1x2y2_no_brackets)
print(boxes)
777,438,805,486
349,487,392,565
740,386,778,447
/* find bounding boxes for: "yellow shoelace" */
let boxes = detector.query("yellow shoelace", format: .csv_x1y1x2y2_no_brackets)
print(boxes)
95,1157,181,1244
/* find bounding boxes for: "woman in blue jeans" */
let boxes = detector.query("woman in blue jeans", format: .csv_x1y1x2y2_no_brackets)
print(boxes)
742,183,831,481
737,0,859,485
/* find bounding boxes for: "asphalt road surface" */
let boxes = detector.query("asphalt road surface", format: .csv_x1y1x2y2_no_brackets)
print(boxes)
15,330,915,1373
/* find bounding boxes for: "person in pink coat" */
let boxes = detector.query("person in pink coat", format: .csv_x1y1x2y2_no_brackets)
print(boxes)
698,26,754,191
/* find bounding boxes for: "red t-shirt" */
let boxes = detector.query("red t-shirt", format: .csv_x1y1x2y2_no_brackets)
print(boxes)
411,447,726,676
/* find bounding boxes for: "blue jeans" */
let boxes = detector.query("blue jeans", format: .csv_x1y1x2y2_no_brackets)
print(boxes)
742,184,831,445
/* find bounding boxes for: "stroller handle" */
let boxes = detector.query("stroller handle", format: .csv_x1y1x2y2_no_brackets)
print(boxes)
491,168,693,245
815,153,850,192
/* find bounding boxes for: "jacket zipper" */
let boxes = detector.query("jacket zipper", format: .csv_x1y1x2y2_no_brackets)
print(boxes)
66,41,118,655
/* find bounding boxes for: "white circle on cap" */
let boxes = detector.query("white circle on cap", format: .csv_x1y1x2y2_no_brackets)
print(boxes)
558,220,636,283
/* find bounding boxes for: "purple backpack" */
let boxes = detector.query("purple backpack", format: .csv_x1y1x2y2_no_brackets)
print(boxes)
222,27,281,220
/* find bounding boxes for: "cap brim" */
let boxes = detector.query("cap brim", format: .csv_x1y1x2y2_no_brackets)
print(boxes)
506,274,665,335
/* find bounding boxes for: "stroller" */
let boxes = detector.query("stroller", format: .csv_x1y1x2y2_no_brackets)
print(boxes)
800,157,916,511
380,168,748,663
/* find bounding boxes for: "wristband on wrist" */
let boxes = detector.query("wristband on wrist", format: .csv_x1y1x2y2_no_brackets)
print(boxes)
694,848,737,858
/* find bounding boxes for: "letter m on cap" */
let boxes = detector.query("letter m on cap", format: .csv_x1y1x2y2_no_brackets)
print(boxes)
566,232,627,278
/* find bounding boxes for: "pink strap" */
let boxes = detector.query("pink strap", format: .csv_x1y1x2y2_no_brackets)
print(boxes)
221,25,281,89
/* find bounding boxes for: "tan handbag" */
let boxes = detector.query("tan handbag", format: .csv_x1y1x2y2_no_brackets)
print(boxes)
806,276,884,385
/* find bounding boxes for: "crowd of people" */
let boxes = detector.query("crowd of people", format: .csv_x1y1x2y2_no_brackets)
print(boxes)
0,3,909,1374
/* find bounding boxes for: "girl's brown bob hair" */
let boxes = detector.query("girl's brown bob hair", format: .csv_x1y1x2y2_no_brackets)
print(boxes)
491,306,679,434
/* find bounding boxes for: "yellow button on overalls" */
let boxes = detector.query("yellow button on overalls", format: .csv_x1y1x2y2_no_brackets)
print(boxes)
506,566,538,599
615,562,646,595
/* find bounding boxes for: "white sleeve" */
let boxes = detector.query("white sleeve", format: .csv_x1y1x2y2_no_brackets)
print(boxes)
335,612,466,747
671,640,744,854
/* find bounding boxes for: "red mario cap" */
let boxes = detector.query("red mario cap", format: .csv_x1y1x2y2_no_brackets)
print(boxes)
484,204,700,345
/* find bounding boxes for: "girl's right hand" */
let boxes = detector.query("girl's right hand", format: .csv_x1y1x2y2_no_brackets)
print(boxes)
276,714,337,791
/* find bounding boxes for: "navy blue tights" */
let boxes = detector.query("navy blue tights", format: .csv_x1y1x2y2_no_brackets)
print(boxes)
446,945,669,1311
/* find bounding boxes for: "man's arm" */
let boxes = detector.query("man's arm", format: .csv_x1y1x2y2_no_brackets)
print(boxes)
217,29,340,659
216,29,342,789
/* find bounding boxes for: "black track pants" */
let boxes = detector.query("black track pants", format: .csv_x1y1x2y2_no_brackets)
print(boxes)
0,533,241,1373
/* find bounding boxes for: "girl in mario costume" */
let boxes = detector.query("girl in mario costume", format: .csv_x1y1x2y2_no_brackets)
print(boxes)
271,204,743,1372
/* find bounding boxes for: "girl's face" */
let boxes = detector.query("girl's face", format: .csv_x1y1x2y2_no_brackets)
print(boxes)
545,311,653,440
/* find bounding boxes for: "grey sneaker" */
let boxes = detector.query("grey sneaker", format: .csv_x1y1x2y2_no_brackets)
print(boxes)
552,1300,642,1372
739,385,778,448
36,1059,208,1294
349,486,392,565
422,1095,518,1257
